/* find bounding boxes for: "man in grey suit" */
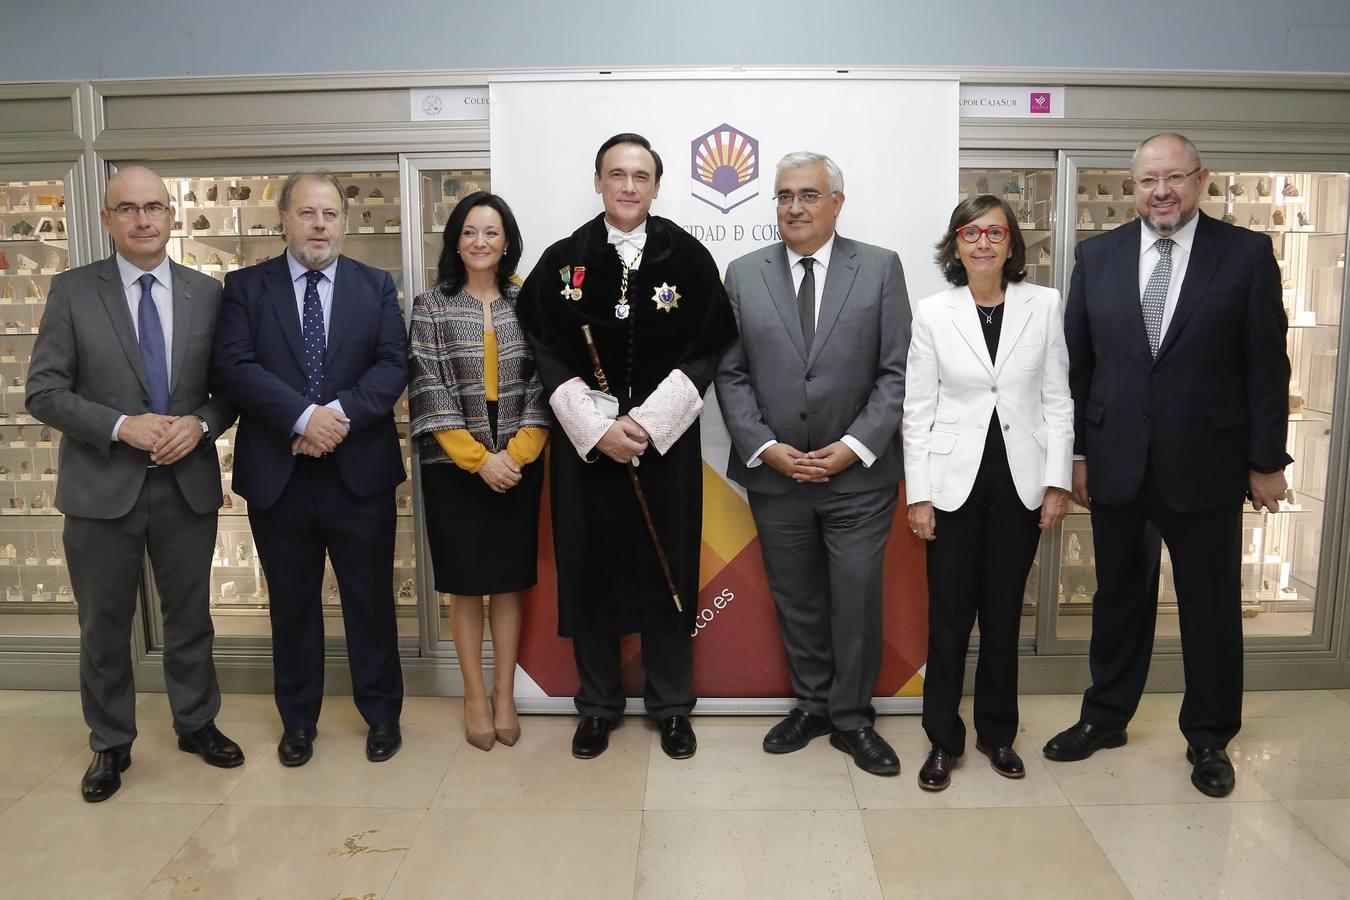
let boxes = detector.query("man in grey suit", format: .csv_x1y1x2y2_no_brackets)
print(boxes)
716,151,911,776
26,165,242,802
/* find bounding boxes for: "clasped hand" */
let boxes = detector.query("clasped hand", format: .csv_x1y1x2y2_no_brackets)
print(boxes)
479,451,522,493
120,413,203,465
596,415,648,464
292,406,351,458
762,440,858,483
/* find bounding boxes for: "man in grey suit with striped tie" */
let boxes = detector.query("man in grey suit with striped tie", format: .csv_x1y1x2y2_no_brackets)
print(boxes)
26,165,242,802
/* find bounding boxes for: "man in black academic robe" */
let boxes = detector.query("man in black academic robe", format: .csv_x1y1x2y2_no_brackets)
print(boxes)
517,132,737,760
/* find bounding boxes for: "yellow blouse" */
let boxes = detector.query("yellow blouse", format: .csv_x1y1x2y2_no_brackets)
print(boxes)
434,332,548,472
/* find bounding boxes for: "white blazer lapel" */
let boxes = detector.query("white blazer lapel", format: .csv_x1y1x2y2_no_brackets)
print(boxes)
992,281,1033,377
947,288,994,377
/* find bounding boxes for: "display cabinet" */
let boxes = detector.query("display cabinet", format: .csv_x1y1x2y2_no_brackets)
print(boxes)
1056,164,1349,642
0,170,80,640
137,165,419,645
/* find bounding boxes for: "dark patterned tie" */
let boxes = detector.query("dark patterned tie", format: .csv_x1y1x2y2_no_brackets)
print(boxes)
1141,238,1173,357
136,273,169,414
301,270,326,402
798,256,816,350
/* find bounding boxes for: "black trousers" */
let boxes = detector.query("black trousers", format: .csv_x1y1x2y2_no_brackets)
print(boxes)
922,437,1041,754
573,630,693,722
1082,473,1243,748
249,456,404,730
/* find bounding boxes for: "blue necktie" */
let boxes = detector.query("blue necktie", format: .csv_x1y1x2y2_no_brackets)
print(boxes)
136,273,170,414
302,270,326,402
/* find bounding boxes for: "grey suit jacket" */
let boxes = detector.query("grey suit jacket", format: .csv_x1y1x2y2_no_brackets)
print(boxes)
716,234,912,495
26,256,236,519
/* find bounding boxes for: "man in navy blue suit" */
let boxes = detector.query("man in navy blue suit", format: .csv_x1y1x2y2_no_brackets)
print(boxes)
213,171,409,766
1045,134,1291,797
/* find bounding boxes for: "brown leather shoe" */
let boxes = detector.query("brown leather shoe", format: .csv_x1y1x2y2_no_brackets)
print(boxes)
976,741,1026,778
918,745,958,791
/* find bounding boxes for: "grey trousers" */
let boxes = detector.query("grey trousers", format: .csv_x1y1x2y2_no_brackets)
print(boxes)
64,468,221,751
749,483,898,731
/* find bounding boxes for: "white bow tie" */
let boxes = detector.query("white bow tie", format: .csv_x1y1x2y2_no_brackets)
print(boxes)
607,226,647,269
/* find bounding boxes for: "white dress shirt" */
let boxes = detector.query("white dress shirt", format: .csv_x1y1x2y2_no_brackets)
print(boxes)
287,252,346,436
1139,212,1198,342
111,253,174,441
746,233,875,469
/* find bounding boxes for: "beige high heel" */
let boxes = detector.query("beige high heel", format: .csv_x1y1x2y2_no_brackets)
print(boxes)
494,695,521,747
465,696,495,751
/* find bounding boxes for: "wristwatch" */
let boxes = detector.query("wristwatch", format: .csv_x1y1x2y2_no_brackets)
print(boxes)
195,416,211,442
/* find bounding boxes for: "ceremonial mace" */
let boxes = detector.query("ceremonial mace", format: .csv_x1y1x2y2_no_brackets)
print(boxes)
580,324,683,613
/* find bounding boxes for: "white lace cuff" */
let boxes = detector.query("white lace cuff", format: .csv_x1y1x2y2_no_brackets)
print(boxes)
629,369,703,456
549,377,616,460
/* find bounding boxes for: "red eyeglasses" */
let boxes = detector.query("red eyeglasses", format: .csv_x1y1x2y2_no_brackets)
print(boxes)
957,224,1009,244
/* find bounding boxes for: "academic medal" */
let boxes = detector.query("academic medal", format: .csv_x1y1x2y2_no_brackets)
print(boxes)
559,265,585,301
652,283,680,313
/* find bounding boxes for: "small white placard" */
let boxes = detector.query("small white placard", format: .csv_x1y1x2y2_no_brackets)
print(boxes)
411,87,490,121
960,85,1065,118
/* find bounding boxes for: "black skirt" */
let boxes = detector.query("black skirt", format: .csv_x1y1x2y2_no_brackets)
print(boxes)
420,419,545,596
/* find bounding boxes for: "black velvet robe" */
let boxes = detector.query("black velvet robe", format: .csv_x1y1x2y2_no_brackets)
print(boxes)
517,214,737,637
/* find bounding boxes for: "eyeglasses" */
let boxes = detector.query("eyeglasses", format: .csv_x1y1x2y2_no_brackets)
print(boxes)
957,224,1009,244
1135,167,1202,192
107,202,170,219
774,190,836,207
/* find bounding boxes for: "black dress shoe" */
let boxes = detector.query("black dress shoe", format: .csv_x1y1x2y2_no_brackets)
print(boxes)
829,727,900,777
81,746,131,802
918,745,958,791
277,726,317,767
976,741,1026,779
659,715,697,759
572,716,613,759
366,722,402,762
1042,721,1127,762
177,722,245,768
763,708,831,754
1187,746,1236,798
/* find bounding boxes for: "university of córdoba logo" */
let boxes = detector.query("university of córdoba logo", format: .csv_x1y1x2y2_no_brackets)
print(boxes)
690,123,759,214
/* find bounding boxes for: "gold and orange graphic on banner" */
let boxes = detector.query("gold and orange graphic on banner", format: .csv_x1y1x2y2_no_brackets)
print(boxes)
518,462,930,699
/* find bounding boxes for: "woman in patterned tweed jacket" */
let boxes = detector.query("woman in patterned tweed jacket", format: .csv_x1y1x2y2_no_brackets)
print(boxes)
408,192,549,752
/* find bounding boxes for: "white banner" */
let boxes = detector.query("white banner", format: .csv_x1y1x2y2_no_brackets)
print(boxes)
489,76,958,482
490,77,957,294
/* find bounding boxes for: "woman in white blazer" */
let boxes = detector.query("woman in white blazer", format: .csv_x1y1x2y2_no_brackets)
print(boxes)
903,195,1073,791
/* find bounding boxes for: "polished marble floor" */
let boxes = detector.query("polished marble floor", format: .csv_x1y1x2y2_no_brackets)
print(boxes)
2,688,1349,899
